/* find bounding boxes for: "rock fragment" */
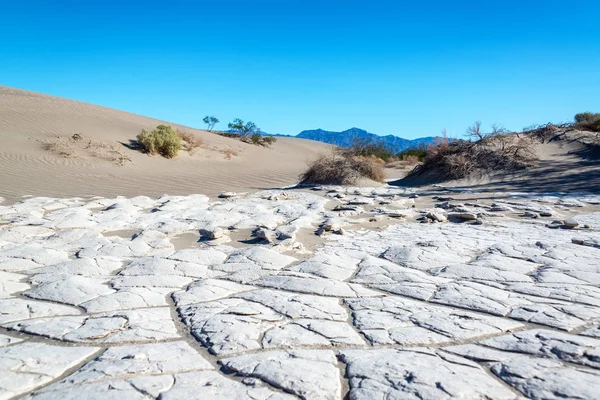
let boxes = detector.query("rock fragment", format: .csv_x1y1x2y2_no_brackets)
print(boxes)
563,218,579,228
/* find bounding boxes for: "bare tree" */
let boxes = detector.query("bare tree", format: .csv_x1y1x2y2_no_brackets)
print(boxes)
490,123,508,136
466,121,484,141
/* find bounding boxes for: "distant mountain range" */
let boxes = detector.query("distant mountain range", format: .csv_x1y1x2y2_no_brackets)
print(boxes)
285,128,437,153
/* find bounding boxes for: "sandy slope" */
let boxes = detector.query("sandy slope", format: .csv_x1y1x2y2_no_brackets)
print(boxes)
393,133,600,194
0,86,331,202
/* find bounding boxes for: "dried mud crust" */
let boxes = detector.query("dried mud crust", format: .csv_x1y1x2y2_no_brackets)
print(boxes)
1,187,600,399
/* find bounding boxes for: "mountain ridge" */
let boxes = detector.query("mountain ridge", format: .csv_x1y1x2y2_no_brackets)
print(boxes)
291,127,436,153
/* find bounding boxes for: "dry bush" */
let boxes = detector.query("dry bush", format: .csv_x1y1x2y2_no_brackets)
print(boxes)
408,131,537,181
386,155,421,169
522,123,572,143
222,148,239,160
177,130,204,155
136,125,182,158
43,139,75,158
300,151,385,185
399,154,421,165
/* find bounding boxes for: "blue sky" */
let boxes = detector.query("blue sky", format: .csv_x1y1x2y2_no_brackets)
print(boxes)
1,1,599,138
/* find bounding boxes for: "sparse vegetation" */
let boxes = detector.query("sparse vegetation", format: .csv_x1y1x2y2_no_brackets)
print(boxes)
222,148,239,160
574,112,600,132
177,129,204,155
406,123,537,181
42,134,131,166
215,119,276,147
396,144,427,162
300,148,386,185
343,137,395,162
203,116,219,131
261,136,277,145
240,133,277,147
136,125,182,158
250,133,262,145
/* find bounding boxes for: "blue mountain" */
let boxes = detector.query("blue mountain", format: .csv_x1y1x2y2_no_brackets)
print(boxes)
294,127,436,153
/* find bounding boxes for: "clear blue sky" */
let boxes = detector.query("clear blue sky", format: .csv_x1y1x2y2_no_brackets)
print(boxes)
2,1,599,138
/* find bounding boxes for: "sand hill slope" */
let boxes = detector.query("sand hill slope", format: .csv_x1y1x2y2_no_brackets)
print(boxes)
392,131,600,194
0,86,330,202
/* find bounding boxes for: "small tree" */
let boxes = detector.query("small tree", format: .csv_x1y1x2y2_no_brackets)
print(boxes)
202,116,219,131
490,123,509,136
228,118,260,136
466,121,484,141
466,121,509,142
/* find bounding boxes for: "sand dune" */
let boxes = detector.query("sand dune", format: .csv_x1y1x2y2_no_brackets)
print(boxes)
0,86,331,202
392,131,600,194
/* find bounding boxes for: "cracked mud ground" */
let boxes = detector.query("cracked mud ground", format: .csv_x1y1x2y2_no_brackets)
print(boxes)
1,187,600,399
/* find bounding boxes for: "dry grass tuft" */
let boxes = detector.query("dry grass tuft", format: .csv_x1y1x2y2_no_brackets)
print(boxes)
300,150,386,185
42,135,131,166
43,139,75,158
222,148,239,160
177,130,205,155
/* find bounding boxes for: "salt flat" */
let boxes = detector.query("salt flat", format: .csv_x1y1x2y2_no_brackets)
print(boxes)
1,187,600,399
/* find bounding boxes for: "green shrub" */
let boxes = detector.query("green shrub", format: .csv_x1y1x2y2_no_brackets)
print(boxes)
250,133,262,145
575,112,600,131
345,138,395,162
397,144,427,161
240,133,277,147
262,136,277,145
136,125,182,158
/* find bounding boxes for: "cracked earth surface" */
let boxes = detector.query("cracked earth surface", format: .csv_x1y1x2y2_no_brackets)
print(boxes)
1,187,600,399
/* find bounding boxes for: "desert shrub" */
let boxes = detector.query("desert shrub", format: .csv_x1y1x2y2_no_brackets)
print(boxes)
407,130,537,181
250,133,262,145
400,154,421,164
575,112,600,131
214,131,242,139
238,132,277,147
177,130,204,155
344,138,395,162
136,125,182,158
397,144,427,161
300,151,385,185
217,119,276,147
262,136,277,145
